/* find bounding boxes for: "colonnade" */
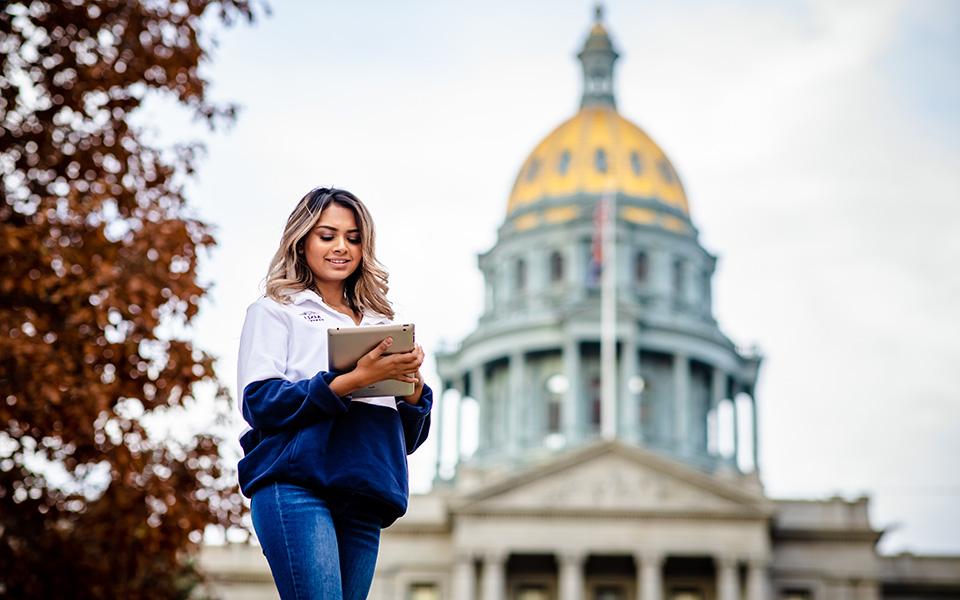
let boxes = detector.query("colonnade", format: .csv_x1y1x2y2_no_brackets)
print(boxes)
434,342,760,479
451,551,770,600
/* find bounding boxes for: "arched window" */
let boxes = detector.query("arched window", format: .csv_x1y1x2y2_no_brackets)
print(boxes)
594,148,608,173
634,251,649,283
558,150,571,175
630,151,643,175
550,250,564,283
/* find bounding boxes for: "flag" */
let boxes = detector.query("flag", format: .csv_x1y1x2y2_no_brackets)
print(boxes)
590,196,608,287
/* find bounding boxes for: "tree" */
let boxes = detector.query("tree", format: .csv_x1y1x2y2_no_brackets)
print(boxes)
0,1,259,597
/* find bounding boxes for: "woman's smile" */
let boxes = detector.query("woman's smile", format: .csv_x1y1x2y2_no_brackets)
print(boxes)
304,203,362,284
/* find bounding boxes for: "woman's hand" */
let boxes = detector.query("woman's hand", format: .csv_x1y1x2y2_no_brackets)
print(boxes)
399,369,425,405
397,345,426,404
329,338,424,397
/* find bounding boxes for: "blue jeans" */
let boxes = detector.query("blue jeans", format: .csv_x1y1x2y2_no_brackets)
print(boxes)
251,482,382,600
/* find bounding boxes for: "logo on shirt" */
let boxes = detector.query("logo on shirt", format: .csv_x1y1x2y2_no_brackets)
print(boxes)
300,311,325,323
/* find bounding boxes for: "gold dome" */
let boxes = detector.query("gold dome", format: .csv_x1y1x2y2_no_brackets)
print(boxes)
506,106,689,219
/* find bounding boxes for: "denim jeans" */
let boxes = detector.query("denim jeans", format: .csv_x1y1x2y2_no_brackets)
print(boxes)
251,482,382,600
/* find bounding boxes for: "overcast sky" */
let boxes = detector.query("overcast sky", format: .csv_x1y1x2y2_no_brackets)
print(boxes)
147,0,960,554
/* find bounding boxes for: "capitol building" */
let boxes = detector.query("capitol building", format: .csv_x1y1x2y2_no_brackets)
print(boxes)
202,9,960,600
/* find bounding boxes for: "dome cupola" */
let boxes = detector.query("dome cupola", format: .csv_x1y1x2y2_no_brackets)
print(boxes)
578,4,619,109
504,5,691,236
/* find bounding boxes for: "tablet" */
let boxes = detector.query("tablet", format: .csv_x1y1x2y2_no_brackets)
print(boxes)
327,323,416,398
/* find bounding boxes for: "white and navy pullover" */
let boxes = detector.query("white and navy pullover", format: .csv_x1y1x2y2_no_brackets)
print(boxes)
236,289,432,527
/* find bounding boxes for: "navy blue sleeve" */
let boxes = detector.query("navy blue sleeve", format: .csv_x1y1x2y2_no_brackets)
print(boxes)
396,384,433,455
242,371,350,432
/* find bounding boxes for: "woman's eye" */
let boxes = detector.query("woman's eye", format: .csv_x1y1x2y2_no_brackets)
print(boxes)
319,235,334,241
347,237,361,244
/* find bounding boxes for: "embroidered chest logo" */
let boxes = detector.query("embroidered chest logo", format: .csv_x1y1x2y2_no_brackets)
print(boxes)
300,311,325,323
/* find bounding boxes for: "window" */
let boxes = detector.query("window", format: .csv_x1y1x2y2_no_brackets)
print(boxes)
550,250,564,283
526,158,540,182
516,258,527,292
658,159,675,183
558,150,571,175
594,148,608,173
672,258,684,297
545,374,567,435
408,582,440,600
634,251,649,283
630,151,643,175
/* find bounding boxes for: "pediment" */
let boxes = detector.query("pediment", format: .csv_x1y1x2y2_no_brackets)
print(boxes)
455,442,771,517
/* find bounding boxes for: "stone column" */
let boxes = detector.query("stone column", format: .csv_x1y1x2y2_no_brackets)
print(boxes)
453,552,477,600
495,260,507,308
558,551,586,600
435,381,450,480
716,556,740,600
649,248,672,313
636,551,664,600
620,328,638,441
508,352,524,453
617,240,631,294
710,367,725,458
673,354,690,455
484,269,494,314
481,550,507,600
529,247,548,309
453,374,467,472
471,364,486,454
746,559,769,600
563,337,581,445
855,579,880,600
730,383,741,469
569,240,586,301
750,391,760,472
682,259,699,308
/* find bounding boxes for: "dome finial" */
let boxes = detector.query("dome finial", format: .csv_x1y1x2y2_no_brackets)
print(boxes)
578,2,619,109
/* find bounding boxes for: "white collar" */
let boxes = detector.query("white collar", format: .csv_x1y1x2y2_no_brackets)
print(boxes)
288,289,387,325
289,288,327,307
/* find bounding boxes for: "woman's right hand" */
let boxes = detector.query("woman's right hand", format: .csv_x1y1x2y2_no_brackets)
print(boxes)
329,337,422,397
353,337,422,387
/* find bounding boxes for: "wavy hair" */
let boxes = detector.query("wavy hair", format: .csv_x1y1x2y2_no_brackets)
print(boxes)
264,187,394,319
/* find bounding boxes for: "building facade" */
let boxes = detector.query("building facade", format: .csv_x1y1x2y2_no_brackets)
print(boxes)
201,9,960,600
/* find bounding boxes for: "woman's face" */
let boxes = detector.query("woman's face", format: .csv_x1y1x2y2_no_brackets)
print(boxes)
303,203,362,288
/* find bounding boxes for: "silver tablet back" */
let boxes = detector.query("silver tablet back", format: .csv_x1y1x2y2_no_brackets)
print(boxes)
327,323,415,398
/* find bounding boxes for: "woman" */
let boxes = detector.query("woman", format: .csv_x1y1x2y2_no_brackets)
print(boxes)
236,187,432,600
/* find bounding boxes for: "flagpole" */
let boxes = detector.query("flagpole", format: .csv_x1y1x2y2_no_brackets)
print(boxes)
600,187,617,441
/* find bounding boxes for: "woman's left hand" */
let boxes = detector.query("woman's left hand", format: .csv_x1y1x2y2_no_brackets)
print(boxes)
399,345,425,405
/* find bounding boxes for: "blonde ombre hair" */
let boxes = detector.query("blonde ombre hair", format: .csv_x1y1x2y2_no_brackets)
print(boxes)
264,187,394,319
